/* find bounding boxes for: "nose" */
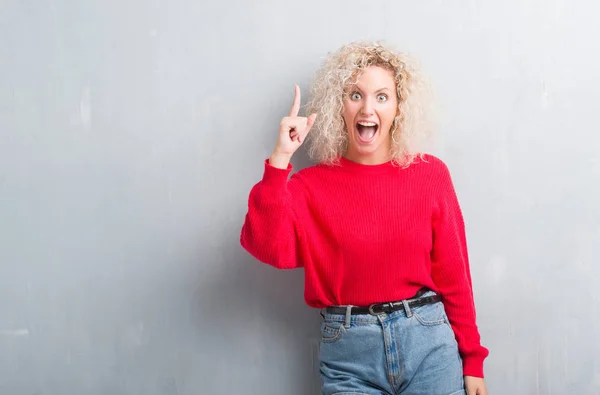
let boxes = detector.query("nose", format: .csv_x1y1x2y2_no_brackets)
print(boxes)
360,97,375,117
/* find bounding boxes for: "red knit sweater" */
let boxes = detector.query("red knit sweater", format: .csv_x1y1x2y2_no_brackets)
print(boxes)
240,154,489,377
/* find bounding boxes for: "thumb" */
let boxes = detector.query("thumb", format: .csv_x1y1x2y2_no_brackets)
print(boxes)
299,114,317,143
304,113,317,133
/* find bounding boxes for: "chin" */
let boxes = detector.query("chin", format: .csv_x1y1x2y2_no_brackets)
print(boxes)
348,134,391,161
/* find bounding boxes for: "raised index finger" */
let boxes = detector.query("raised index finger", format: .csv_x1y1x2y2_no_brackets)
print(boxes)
289,85,301,117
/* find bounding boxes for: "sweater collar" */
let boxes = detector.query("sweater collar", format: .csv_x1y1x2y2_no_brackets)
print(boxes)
337,156,399,174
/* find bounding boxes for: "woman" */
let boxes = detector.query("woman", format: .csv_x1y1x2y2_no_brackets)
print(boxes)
240,41,489,395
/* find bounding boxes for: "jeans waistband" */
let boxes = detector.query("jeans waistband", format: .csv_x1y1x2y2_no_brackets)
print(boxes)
320,289,440,325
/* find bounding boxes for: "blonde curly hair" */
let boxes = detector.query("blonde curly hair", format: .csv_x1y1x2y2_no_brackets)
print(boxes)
305,41,434,167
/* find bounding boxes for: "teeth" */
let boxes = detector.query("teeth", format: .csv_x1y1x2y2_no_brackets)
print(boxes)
357,121,377,127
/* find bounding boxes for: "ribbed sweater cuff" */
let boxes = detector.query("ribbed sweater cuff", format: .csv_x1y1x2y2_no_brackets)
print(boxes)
262,159,292,189
462,355,485,378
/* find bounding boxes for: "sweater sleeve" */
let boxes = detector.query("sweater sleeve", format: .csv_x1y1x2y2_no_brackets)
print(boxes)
240,159,307,270
430,162,489,378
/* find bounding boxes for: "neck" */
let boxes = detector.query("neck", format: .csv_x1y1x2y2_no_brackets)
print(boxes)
343,151,392,165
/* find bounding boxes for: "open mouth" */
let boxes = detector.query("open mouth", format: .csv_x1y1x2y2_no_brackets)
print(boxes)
356,121,379,143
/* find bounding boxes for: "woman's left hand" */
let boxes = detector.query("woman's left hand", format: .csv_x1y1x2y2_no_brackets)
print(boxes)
464,376,487,395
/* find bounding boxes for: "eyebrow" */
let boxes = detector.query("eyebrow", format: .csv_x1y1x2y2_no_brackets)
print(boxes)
353,86,394,94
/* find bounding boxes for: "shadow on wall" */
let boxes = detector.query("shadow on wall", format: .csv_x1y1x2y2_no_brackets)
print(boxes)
186,147,320,393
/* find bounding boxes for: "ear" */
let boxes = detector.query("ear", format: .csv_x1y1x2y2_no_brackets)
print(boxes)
392,116,401,134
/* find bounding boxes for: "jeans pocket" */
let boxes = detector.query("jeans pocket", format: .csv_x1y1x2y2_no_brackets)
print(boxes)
447,390,466,395
412,302,447,326
320,321,344,343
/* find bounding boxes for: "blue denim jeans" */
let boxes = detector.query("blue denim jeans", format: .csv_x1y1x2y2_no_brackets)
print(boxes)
319,291,465,395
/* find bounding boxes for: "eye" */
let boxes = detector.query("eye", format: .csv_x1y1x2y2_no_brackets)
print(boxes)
350,92,362,101
377,93,388,102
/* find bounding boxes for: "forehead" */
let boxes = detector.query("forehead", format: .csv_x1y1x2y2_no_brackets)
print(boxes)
347,65,396,91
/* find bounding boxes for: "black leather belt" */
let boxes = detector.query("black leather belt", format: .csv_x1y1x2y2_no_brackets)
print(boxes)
325,287,442,316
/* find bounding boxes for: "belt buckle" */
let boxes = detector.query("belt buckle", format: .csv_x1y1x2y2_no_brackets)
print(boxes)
368,303,389,315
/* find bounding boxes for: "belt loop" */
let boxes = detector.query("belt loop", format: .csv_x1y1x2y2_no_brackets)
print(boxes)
319,308,325,319
402,299,413,318
344,305,353,328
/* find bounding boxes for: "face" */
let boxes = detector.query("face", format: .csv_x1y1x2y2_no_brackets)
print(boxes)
342,65,398,165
